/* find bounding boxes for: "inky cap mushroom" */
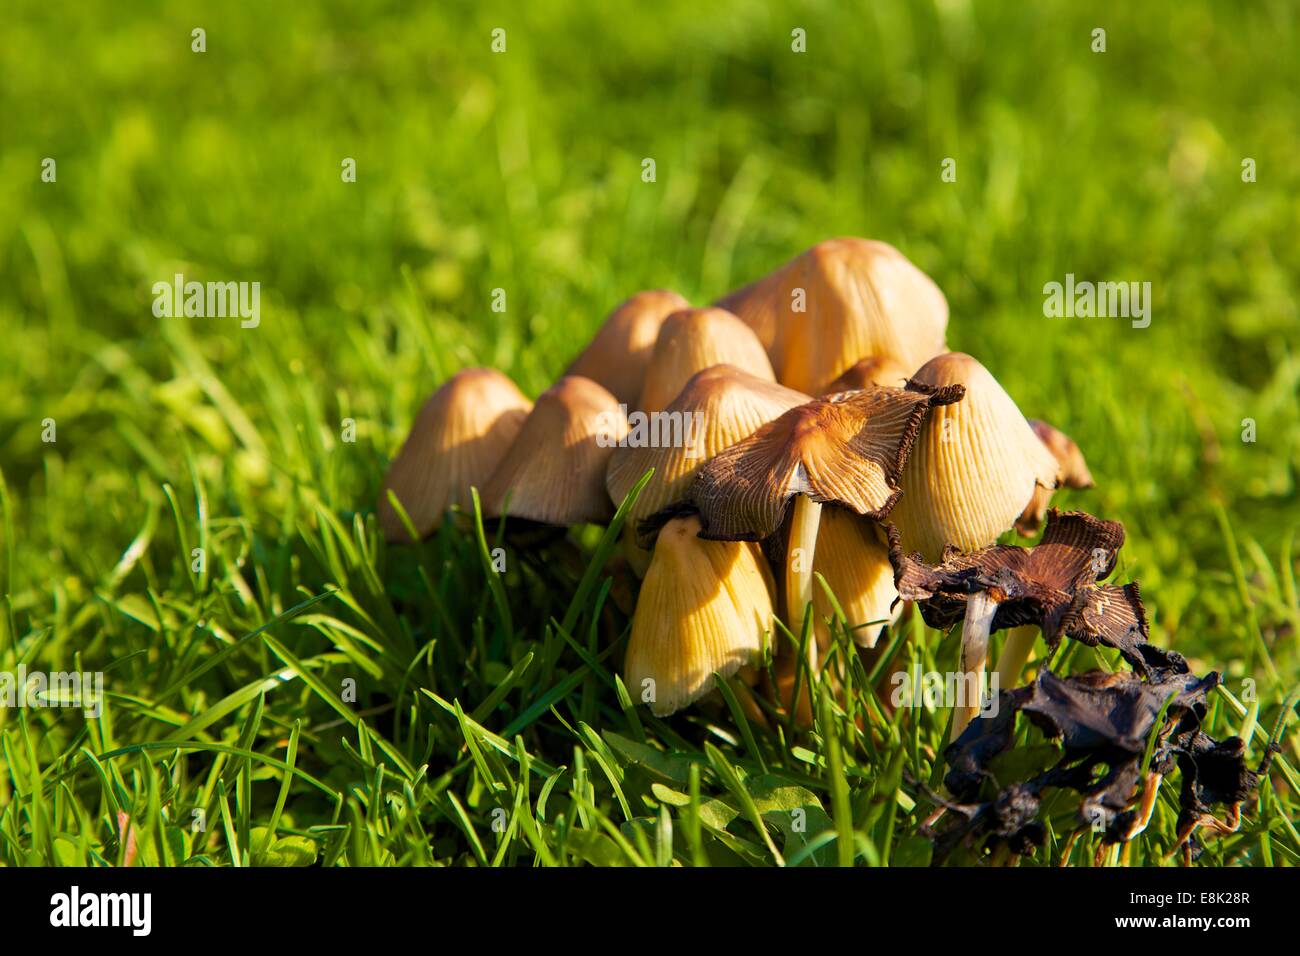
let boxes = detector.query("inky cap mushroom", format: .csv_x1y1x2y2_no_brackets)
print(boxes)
378,367,532,542
1015,419,1096,535
566,289,690,407
888,508,1185,738
687,381,963,641
717,238,948,394
481,375,628,526
625,515,775,716
606,365,809,546
890,352,1060,562
638,307,775,414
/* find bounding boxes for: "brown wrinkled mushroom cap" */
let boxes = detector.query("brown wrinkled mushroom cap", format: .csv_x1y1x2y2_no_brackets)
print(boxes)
717,238,948,394
888,508,1186,680
1016,420,1096,535
565,289,690,407
890,352,1060,561
820,355,911,394
811,509,898,649
687,381,964,541
625,515,775,716
481,375,628,526
606,365,809,545
638,307,775,413
378,367,532,542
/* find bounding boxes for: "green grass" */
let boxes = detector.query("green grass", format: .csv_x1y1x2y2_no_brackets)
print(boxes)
1,0,1297,866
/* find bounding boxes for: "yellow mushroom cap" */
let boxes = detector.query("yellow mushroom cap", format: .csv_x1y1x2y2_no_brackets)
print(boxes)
481,375,629,526
566,289,690,407
637,307,775,414
1016,419,1095,535
606,365,810,544
811,509,899,650
717,238,948,394
890,353,1060,561
625,515,775,716
820,355,911,394
378,367,531,542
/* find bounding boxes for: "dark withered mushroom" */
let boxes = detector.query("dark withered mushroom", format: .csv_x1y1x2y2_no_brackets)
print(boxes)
931,667,1260,864
687,381,963,647
887,509,1183,738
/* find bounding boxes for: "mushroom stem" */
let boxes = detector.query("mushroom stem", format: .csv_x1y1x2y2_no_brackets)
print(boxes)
952,590,998,740
786,494,824,666
994,624,1038,687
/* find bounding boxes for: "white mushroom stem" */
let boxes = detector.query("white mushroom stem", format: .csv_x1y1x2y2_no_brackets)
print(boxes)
952,590,998,741
786,495,823,668
994,624,1039,688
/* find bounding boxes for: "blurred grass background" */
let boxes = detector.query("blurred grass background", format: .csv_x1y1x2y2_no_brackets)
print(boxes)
0,0,1296,866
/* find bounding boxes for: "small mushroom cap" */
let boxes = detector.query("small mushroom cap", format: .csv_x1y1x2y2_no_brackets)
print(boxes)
606,365,810,544
566,290,690,407
811,509,899,649
625,514,775,716
481,375,629,526
637,307,775,414
820,355,911,394
717,238,948,394
378,367,532,542
889,352,1060,561
1016,419,1095,535
688,381,963,541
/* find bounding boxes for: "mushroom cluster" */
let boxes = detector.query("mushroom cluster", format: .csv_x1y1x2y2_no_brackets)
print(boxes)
377,237,1251,861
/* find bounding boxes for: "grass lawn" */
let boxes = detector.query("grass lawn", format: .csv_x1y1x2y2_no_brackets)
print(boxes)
0,0,1296,866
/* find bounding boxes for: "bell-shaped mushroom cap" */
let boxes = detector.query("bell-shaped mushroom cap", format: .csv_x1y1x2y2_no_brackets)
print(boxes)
481,375,629,526
820,355,911,394
1016,420,1096,535
637,307,775,414
625,514,775,716
566,290,690,407
812,509,899,649
717,238,948,394
889,352,1060,561
378,367,532,542
607,365,810,544
688,381,963,541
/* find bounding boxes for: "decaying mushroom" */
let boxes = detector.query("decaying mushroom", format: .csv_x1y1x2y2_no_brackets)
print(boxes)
687,381,963,651
1016,419,1096,535
717,238,948,393
638,307,775,414
606,365,808,546
930,667,1261,864
887,509,1185,738
481,375,629,526
624,514,775,716
378,367,532,542
566,289,690,407
890,352,1060,563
